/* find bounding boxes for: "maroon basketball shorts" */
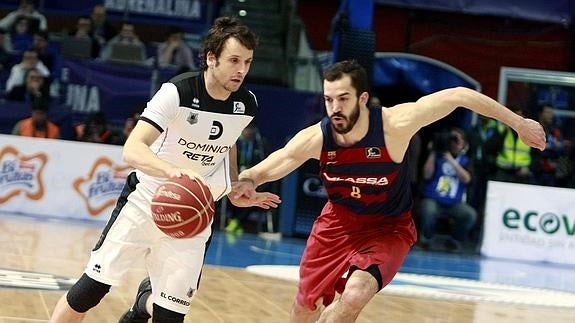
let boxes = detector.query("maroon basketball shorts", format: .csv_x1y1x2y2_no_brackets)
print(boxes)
296,202,417,310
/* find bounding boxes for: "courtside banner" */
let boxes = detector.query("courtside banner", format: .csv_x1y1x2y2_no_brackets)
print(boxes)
0,135,131,222
481,180,575,265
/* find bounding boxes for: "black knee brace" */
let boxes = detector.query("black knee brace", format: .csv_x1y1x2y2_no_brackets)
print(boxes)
153,303,185,323
66,274,111,313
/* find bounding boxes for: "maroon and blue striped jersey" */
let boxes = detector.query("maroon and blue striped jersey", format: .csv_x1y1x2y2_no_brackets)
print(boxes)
319,107,412,217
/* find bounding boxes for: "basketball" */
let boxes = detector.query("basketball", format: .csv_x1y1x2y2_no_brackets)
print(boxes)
151,175,215,239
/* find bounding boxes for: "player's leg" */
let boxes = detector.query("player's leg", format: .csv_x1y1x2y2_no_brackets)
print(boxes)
290,298,322,323
50,274,112,323
290,203,353,323
317,212,416,322
316,267,379,323
126,223,212,322
51,173,151,322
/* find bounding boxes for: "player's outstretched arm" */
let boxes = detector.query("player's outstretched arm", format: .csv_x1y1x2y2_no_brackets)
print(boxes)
242,123,322,186
385,87,546,151
232,123,323,201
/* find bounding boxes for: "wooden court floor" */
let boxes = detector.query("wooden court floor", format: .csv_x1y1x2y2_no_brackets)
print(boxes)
1,214,574,323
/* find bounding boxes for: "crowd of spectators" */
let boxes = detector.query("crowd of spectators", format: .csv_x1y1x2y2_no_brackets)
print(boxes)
0,0,200,145
2,1,575,254
410,104,575,253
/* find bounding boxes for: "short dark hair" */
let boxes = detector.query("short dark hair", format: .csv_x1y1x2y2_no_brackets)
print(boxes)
200,16,258,71
323,60,369,97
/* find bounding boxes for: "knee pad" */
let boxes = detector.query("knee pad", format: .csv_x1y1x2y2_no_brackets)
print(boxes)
66,274,111,313
153,303,185,323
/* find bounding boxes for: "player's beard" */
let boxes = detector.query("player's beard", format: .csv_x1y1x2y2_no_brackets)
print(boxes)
213,60,242,93
330,102,360,134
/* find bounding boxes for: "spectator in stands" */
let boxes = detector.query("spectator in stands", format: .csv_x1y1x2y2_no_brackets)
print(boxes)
0,28,12,72
5,49,50,94
419,127,477,252
226,122,270,234
74,112,121,145
0,0,47,33
9,16,34,53
117,108,143,145
5,67,49,102
532,104,564,186
12,97,59,139
466,115,500,228
91,4,116,46
99,22,147,63
31,30,57,73
157,26,196,73
69,16,101,58
492,107,533,184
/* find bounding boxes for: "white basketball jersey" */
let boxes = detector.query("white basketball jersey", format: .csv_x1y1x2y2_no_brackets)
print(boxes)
137,72,257,201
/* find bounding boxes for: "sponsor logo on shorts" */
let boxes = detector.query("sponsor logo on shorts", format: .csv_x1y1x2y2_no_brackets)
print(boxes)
161,291,191,306
73,157,132,216
0,146,47,204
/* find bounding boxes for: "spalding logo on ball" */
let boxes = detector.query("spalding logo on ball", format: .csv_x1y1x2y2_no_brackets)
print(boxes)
151,175,215,238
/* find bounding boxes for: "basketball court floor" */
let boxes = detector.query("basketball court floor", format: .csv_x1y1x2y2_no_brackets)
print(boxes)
1,211,575,323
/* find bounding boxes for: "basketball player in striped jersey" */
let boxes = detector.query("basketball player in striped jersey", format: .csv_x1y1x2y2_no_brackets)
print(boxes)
234,60,546,322
49,17,280,323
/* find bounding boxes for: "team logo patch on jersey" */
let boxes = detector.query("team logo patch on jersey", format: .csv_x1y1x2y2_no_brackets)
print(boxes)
233,101,246,114
209,121,223,140
327,151,336,160
366,147,381,159
187,112,198,125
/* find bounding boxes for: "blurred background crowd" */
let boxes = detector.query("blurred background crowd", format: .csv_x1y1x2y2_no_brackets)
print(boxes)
1,0,575,254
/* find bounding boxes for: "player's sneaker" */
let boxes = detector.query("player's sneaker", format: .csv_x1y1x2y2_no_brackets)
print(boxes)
118,277,152,323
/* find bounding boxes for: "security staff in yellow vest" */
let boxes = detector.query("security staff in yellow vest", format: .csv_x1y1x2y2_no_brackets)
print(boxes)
493,107,533,184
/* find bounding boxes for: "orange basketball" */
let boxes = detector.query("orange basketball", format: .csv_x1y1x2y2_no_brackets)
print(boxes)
151,175,215,239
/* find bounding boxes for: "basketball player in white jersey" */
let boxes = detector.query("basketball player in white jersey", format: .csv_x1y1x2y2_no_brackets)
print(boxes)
49,17,280,323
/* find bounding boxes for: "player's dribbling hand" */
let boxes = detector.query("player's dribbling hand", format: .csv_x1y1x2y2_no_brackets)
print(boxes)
166,168,205,184
516,118,546,151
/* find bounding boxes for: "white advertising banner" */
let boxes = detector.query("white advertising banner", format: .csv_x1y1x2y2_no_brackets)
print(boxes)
481,180,575,265
0,135,132,222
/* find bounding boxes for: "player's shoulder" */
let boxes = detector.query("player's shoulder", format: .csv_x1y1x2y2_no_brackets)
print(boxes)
168,71,202,107
233,86,258,106
168,71,201,85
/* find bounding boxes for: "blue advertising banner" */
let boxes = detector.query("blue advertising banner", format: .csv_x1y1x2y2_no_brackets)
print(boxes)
0,0,214,34
59,58,177,127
